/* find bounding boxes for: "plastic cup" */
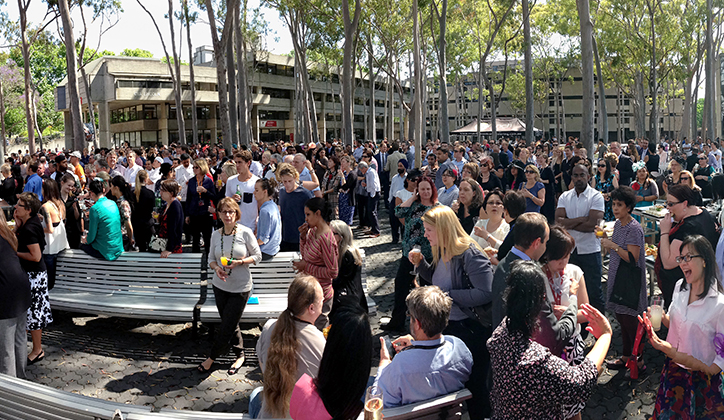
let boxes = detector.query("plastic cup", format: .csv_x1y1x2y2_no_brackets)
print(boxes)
650,296,664,331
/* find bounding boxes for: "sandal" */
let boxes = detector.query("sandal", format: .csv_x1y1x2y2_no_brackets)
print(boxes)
228,354,245,375
605,357,627,370
197,362,213,373
27,351,45,365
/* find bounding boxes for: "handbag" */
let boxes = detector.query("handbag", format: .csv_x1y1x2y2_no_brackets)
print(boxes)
458,253,493,328
148,235,168,253
609,250,641,310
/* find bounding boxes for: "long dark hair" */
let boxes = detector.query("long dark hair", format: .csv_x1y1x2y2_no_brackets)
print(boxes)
504,260,546,338
111,175,136,211
305,197,334,224
679,235,724,299
597,158,612,181
315,307,372,420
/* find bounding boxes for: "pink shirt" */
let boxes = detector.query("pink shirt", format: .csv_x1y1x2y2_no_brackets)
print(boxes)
290,374,332,420
300,227,339,300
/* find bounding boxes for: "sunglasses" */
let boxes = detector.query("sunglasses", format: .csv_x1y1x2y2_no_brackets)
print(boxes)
680,177,690,181
598,164,606,167
524,170,536,174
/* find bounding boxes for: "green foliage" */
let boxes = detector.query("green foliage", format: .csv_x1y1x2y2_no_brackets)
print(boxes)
119,48,153,58
9,31,67,97
696,97,704,128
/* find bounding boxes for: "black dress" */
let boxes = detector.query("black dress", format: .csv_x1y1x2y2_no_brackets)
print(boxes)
329,250,367,323
457,204,481,234
540,166,556,222
478,173,503,192
63,195,83,249
132,187,156,252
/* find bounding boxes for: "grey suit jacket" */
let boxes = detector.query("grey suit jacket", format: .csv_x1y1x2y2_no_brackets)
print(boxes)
491,251,522,329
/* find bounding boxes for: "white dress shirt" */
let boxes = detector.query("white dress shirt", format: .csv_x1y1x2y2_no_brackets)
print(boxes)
666,279,724,370
365,168,381,197
389,173,406,203
124,164,141,187
556,185,605,254
175,163,195,202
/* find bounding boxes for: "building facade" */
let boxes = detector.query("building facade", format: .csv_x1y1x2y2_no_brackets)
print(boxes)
55,48,409,149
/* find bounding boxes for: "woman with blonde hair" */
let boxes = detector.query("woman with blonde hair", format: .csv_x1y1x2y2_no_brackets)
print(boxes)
251,275,326,418
677,170,704,206
409,205,494,418
329,220,366,320
519,164,545,213
133,170,155,252
186,158,217,253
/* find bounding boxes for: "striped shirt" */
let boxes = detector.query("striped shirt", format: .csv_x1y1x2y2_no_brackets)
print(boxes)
300,227,339,300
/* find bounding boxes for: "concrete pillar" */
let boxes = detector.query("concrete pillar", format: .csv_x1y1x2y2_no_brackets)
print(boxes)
158,103,169,145
98,100,111,148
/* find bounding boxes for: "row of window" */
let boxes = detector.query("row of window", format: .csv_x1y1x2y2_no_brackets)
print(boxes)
110,105,158,124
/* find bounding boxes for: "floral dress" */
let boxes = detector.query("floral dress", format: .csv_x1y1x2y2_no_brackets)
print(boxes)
595,174,615,221
395,201,438,261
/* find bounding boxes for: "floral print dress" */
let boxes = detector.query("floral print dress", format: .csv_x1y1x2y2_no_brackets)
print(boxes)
595,174,615,221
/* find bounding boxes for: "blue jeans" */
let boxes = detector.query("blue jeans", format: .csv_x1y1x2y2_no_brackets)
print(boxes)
570,250,605,314
248,386,263,418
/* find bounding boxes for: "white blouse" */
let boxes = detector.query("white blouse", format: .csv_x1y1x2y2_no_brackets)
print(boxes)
666,279,724,370
470,218,510,250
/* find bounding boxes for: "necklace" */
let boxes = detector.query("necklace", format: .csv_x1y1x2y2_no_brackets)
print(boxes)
220,224,237,274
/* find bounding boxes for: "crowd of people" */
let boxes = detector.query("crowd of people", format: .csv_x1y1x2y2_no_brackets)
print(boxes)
0,134,723,419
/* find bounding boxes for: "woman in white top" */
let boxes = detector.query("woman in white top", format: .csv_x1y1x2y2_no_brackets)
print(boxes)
394,169,421,210
250,275,327,418
471,189,509,251
200,197,262,375
643,234,724,418
40,179,69,290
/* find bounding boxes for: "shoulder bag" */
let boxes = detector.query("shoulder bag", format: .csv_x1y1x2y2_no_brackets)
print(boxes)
609,250,641,310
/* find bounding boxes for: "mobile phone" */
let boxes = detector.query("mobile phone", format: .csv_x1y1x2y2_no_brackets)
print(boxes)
382,335,396,359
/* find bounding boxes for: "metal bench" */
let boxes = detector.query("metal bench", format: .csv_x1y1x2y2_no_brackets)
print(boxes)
381,389,472,420
50,250,207,328
0,372,152,420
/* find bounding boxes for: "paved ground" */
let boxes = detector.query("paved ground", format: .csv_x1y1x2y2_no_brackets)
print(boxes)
27,214,662,419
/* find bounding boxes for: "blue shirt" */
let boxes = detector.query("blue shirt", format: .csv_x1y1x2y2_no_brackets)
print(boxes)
299,167,320,192
279,185,313,243
519,181,545,213
375,336,473,408
257,200,281,256
438,184,459,207
24,173,43,201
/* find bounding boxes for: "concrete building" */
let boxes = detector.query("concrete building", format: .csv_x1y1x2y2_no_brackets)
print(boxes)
428,60,692,142
55,48,409,149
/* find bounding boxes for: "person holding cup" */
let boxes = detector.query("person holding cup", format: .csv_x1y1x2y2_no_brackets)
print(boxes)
643,234,724,418
200,197,261,374
596,186,647,375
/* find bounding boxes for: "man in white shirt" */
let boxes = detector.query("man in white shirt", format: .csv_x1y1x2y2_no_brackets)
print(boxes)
388,160,409,244
293,153,322,198
123,150,142,187
359,161,381,237
175,153,194,203
452,146,467,173
106,151,125,178
225,150,259,231
711,141,722,173
149,156,163,185
353,139,364,162
555,164,606,314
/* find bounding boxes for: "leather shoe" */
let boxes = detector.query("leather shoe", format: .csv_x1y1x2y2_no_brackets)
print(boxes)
27,351,45,365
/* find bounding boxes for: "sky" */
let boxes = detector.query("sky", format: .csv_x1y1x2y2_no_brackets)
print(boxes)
4,0,294,61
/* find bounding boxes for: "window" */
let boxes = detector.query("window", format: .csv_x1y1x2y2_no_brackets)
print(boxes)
261,87,292,99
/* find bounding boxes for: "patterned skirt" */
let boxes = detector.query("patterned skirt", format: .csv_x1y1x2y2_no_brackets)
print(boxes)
27,271,53,330
653,357,724,419
338,192,354,226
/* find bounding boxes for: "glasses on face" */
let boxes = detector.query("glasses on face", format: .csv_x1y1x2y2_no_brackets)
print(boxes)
525,170,536,174
699,157,707,161
219,210,236,215
675,254,703,263
680,177,690,181
598,164,606,167
665,201,681,207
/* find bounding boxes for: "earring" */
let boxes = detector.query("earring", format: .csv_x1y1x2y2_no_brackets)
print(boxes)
703,263,706,267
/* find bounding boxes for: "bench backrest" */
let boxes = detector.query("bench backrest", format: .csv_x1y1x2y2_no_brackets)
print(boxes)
381,389,472,420
0,373,152,420
55,250,205,298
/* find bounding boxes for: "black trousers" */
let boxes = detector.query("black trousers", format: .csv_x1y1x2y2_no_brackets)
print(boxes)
189,214,214,253
388,200,402,242
366,193,380,234
356,194,368,227
209,286,250,361
444,318,492,419
388,256,416,328
280,241,299,252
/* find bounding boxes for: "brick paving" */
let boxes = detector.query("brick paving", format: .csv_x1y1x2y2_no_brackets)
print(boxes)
27,214,662,419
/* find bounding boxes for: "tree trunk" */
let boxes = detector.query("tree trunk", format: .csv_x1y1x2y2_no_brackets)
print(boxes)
577,0,594,157
0,77,5,158
204,0,235,150
59,0,84,150
226,25,239,148
79,67,97,150
682,75,693,141
434,0,449,144
705,0,715,140
523,0,534,146
18,1,35,153
592,36,608,142
184,0,199,144
236,2,252,146
341,0,361,146
477,61,484,143
648,0,658,142
367,33,376,143
413,0,424,166
634,71,646,139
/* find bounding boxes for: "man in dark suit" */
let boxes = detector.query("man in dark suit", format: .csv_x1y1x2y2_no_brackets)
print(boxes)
375,142,390,203
491,213,550,330
560,145,574,189
610,142,634,186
